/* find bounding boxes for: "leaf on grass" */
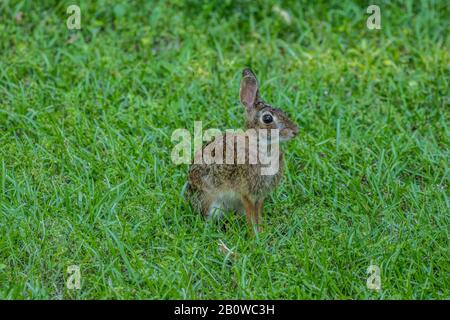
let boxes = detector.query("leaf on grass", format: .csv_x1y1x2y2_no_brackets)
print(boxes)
218,240,238,259
66,34,79,44
15,11,23,23
272,6,292,25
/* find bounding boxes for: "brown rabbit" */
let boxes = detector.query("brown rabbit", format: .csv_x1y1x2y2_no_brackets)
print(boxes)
185,68,298,233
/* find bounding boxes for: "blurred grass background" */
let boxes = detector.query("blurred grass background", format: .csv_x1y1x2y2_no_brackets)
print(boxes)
0,0,448,299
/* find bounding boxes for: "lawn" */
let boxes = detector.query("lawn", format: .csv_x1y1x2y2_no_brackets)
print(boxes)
0,0,448,299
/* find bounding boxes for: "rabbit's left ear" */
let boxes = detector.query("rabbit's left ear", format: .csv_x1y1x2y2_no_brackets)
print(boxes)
240,68,260,110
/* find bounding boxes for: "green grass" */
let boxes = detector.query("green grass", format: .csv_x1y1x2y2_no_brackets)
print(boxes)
0,0,448,299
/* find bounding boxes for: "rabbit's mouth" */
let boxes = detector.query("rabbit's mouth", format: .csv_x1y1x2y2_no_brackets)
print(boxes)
280,128,298,141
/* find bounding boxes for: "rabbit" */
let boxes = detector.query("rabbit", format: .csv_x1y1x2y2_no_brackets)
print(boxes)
185,68,298,233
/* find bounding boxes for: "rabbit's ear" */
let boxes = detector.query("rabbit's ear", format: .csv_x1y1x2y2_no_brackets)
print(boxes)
240,68,260,110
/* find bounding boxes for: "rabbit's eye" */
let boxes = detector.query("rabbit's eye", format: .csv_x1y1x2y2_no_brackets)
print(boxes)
262,114,273,124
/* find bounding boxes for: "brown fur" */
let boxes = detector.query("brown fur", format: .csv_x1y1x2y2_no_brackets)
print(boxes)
185,68,298,233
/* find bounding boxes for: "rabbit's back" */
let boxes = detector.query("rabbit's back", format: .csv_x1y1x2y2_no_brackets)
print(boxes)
187,133,284,215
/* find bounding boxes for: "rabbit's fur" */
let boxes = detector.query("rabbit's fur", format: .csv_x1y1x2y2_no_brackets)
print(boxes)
185,68,298,232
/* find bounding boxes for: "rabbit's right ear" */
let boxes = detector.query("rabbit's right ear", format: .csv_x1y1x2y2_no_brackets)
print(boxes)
240,68,260,110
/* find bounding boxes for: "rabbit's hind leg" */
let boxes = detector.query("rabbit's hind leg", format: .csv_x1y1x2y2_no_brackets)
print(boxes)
185,183,210,216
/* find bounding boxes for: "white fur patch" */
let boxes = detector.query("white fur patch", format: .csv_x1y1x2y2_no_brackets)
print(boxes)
206,191,245,219
207,200,224,219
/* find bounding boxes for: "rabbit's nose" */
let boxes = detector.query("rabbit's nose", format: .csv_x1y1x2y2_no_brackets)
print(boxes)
281,128,297,139
289,125,299,137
